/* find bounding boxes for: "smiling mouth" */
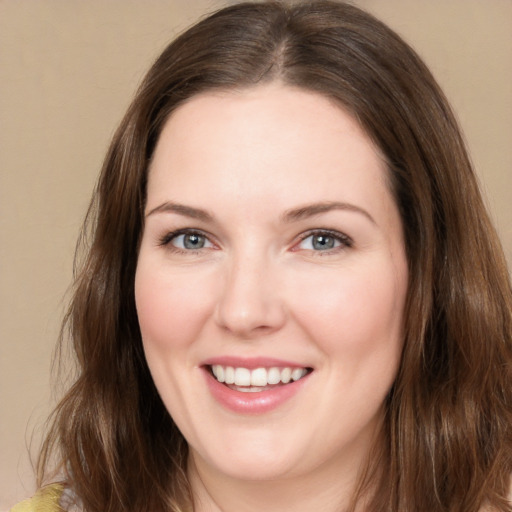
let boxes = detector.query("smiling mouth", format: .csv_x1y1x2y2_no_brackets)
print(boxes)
208,365,312,393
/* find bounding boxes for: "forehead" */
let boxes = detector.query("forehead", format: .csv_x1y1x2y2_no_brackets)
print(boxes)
148,84,390,205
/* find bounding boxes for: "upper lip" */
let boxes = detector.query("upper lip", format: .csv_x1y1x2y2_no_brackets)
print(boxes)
201,356,311,370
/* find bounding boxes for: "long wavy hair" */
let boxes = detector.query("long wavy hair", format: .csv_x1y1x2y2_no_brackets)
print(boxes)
38,1,512,511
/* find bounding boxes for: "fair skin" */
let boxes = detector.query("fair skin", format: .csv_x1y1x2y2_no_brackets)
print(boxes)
135,84,409,512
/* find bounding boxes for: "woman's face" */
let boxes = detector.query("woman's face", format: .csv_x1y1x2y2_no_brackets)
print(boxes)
135,84,408,484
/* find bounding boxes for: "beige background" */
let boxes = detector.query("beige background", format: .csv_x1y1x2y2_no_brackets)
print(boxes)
1,0,511,508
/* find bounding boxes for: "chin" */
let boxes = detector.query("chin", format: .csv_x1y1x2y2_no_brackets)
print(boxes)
190,432,308,482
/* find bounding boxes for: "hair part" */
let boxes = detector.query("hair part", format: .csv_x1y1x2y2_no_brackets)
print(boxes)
38,2,512,511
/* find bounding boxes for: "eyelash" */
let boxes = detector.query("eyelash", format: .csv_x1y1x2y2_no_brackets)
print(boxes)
295,229,353,254
158,229,213,254
158,228,353,255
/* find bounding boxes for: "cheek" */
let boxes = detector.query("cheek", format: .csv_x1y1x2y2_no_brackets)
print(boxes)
288,263,407,356
134,264,213,353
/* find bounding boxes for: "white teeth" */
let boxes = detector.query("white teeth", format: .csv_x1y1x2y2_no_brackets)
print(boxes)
234,367,251,386
281,367,292,383
211,365,225,383
291,368,306,381
251,367,267,387
267,367,281,385
225,366,235,384
236,386,264,393
211,365,308,387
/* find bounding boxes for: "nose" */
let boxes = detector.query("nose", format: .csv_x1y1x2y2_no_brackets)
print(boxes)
214,253,286,338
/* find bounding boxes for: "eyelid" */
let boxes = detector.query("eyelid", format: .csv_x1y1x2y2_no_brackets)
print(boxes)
292,229,353,252
157,227,352,254
158,228,217,251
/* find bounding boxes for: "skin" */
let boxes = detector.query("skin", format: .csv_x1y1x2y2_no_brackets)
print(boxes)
135,83,409,512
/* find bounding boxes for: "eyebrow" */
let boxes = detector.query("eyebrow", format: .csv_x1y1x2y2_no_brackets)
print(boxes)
282,201,376,224
146,202,214,222
146,200,375,225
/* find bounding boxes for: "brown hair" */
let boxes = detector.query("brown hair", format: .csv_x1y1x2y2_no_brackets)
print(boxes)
38,1,512,511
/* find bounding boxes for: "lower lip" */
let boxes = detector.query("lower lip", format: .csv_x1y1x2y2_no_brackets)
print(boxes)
203,368,310,414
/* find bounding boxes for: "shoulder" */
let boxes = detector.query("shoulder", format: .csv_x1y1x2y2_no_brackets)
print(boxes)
10,484,64,512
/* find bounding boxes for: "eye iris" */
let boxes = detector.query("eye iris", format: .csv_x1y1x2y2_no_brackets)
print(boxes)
312,234,335,250
183,233,205,249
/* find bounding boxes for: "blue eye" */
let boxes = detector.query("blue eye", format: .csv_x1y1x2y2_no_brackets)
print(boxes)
297,231,351,251
161,230,214,251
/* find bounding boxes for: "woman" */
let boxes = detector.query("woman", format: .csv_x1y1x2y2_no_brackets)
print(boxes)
16,1,511,511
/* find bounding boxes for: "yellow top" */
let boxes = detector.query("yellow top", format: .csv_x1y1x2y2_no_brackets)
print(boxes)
10,485,64,512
